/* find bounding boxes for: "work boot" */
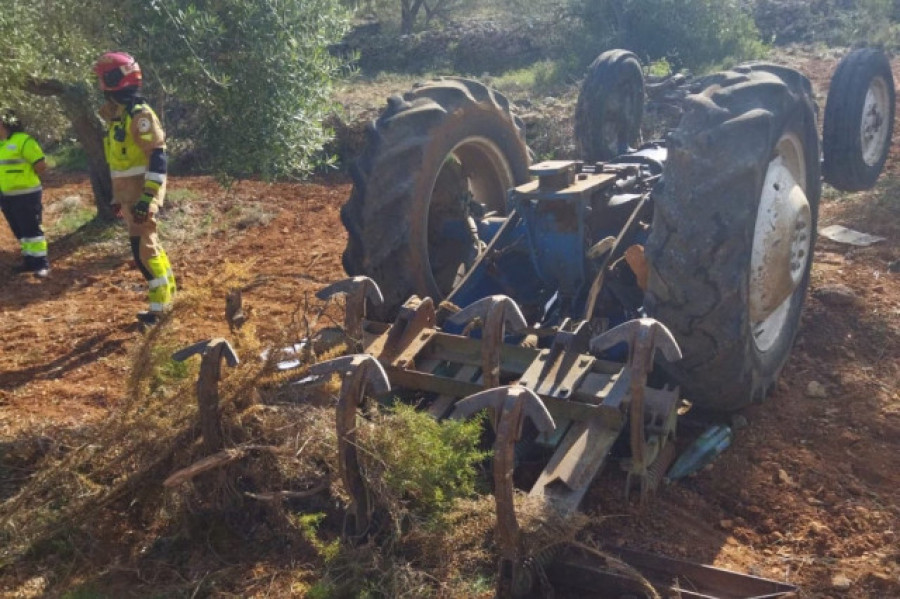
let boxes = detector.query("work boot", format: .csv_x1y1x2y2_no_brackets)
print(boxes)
136,311,161,326
34,268,50,279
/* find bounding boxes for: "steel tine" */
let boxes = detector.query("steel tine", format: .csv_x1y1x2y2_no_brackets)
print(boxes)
172,338,214,362
315,275,384,305
589,319,643,354
446,295,527,333
648,320,683,362
450,386,555,437
317,277,385,344
306,354,390,395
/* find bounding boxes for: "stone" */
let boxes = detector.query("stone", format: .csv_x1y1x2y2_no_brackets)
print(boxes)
806,381,828,399
814,284,858,306
831,574,852,591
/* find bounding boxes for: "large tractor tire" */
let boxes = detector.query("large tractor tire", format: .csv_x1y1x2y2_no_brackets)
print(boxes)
341,77,531,314
823,48,895,192
645,64,821,411
574,50,645,162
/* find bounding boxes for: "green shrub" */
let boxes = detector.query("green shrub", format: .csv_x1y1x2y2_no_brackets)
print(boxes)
47,142,89,172
361,403,489,519
573,0,767,72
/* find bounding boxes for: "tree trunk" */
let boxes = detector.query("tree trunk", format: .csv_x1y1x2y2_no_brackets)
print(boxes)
401,0,427,35
24,78,115,221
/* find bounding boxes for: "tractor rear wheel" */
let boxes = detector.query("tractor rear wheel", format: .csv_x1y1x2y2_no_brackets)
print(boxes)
341,77,531,315
574,50,645,162
823,48,896,192
645,64,821,411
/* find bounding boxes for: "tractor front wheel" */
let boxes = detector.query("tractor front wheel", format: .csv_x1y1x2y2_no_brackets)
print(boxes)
823,48,896,192
574,50,645,162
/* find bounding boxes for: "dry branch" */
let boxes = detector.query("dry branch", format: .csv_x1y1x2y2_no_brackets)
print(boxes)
163,444,289,487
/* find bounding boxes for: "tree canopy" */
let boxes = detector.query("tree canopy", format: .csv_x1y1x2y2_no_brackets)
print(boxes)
1,0,351,205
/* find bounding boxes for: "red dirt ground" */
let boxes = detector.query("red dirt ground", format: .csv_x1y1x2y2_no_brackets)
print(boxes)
1,54,898,598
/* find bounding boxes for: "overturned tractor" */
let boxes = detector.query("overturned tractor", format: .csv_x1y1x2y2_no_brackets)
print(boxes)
310,48,895,597
185,49,895,598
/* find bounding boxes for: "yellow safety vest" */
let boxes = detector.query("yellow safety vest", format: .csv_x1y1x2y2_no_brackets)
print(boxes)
0,132,43,195
104,103,156,178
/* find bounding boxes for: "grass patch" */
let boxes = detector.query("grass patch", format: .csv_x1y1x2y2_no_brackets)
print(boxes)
490,60,572,96
164,187,201,205
46,197,95,237
46,143,88,172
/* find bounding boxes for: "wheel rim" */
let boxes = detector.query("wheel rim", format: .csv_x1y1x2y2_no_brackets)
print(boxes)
426,136,516,297
861,76,891,167
750,133,812,353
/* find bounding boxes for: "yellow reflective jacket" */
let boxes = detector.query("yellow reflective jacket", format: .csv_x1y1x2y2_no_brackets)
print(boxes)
103,102,166,178
0,132,44,195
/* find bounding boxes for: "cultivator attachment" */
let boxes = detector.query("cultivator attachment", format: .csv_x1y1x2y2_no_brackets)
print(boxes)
306,277,797,598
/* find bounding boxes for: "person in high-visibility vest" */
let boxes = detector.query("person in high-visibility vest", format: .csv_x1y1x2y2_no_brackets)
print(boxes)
0,110,50,278
93,52,175,326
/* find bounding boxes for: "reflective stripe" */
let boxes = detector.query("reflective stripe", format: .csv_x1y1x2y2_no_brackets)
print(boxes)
149,302,168,311
148,276,168,290
3,186,42,196
0,158,26,165
22,236,48,257
111,165,147,178
146,172,166,184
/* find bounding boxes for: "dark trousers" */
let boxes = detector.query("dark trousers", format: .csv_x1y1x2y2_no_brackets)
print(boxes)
1,190,49,271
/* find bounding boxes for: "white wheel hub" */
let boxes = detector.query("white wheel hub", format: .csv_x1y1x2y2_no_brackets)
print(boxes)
861,76,891,167
750,134,811,352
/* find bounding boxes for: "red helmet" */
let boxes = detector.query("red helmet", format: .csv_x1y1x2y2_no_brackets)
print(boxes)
93,52,142,91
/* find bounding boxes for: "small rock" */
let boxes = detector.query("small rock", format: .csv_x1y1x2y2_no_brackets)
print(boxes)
814,284,858,306
808,520,829,535
731,414,749,430
831,574,852,591
806,381,828,399
776,468,794,486
719,519,733,530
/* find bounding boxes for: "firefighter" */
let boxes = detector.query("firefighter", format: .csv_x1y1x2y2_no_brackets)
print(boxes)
0,110,50,278
93,52,175,326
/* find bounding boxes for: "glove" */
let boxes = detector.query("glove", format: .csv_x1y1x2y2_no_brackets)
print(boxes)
112,203,123,219
132,195,152,224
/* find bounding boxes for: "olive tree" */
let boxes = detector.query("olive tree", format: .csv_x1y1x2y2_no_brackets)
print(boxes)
1,0,351,218
129,0,352,180
0,0,120,218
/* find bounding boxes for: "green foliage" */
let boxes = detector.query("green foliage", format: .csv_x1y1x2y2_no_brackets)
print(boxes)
148,344,194,394
363,404,489,518
0,1,115,92
47,204,95,237
47,143,89,172
754,0,900,48
293,512,341,562
125,0,352,180
491,60,571,96
574,0,767,72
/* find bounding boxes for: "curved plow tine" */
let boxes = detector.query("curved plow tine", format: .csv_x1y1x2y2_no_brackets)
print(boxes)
590,318,681,506
316,276,384,346
446,295,528,388
172,338,240,453
589,317,682,363
306,354,390,539
451,386,555,598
